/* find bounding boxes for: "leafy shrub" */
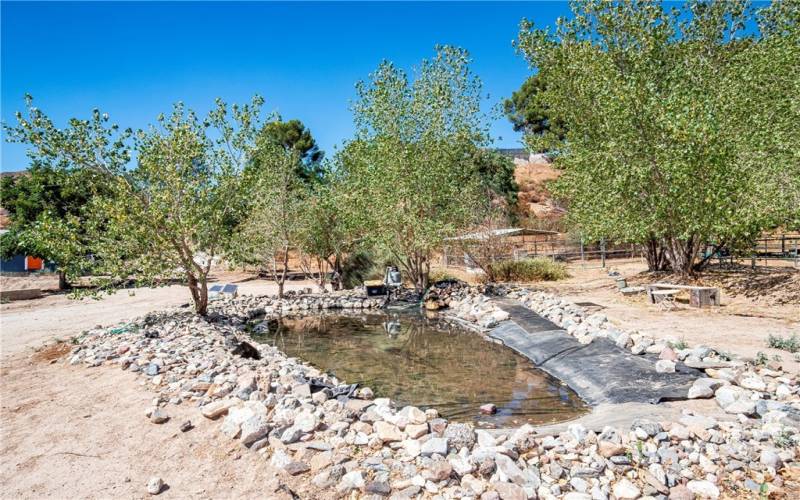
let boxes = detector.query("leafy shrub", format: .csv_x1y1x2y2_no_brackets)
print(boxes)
767,334,800,353
340,251,377,289
485,258,568,283
669,338,689,350
429,269,459,283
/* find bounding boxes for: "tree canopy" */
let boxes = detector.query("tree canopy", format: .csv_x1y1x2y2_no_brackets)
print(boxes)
503,74,565,148
2,96,132,288
342,45,490,292
257,119,324,183
517,0,800,274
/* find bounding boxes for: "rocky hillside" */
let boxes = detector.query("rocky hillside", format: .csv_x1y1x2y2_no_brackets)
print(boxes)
507,152,564,223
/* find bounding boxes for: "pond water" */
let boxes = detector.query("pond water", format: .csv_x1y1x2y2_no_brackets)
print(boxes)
250,312,588,427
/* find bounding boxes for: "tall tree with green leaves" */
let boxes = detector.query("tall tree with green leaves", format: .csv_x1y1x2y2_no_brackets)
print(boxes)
88,98,266,314
257,119,324,183
517,0,800,274
295,163,362,291
503,74,565,148
229,139,309,298
343,45,489,292
468,148,519,216
2,95,132,289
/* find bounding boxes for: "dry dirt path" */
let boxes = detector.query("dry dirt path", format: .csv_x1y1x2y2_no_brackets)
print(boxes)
0,276,319,358
0,346,306,499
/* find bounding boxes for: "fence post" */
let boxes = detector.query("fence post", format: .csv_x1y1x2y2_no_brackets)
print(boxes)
601,238,606,268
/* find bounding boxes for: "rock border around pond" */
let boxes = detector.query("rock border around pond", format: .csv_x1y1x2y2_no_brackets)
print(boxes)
67,286,798,499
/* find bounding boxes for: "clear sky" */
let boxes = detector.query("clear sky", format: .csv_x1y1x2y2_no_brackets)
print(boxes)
1,1,573,172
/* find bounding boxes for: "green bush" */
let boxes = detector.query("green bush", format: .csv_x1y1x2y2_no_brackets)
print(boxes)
767,334,800,353
340,251,377,289
429,269,459,283
485,258,569,283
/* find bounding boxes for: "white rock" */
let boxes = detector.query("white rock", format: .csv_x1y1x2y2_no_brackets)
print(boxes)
687,479,720,498
397,406,427,425
374,421,404,443
337,471,365,492
655,360,676,373
612,478,641,499
146,477,164,495
421,437,448,457
294,409,318,433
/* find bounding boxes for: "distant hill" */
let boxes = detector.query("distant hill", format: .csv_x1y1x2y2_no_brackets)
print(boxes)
510,153,565,223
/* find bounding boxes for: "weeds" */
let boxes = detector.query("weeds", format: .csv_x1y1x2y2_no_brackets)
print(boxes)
485,258,569,283
767,333,800,353
670,338,689,350
429,269,459,283
717,351,733,361
754,351,769,366
774,429,796,449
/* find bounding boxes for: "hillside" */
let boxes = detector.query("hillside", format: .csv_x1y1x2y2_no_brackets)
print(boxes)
510,152,564,223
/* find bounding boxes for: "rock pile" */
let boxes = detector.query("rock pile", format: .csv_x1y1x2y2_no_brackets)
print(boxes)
422,280,472,311
67,285,798,499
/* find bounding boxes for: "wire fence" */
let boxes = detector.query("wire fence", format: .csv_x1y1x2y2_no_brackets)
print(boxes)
731,235,800,268
440,234,800,272
440,238,642,271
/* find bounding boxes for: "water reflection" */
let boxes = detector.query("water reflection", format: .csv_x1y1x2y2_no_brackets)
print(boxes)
251,312,588,427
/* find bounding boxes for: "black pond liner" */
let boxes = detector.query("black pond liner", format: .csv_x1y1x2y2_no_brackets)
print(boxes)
487,298,701,406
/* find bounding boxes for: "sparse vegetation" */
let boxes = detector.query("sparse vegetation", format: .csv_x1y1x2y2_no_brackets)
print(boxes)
485,258,568,283
670,338,689,350
428,269,459,283
767,333,800,353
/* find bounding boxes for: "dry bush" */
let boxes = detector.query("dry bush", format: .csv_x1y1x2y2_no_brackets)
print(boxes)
484,258,569,283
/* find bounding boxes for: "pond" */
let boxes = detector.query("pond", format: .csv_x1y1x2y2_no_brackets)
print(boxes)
250,311,588,427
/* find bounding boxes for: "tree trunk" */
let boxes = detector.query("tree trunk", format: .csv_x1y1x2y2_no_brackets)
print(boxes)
411,253,429,294
277,246,289,298
330,255,342,291
664,235,703,276
57,270,70,291
187,273,208,316
644,238,667,272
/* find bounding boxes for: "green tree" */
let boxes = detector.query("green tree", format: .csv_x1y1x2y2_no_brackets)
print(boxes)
2,95,132,288
296,166,361,291
343,46,489,292
88,97,267,315
517,0,800,274
229,139,308,298
257,119,324,183
0,168,96,289
503,74,565,148
469,148,519,216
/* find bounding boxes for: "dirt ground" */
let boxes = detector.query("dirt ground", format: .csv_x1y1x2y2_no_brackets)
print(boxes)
1,263,798,498
531,259,800,373
0,345,304,500
0,272,321,357
0,272,321,499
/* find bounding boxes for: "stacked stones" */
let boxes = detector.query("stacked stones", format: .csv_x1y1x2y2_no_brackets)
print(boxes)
68,286,798,499
215,289,387,320
422,280,473,311
444,293,510,330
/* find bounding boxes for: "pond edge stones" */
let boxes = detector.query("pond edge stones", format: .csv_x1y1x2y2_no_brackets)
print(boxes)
69,286,798,499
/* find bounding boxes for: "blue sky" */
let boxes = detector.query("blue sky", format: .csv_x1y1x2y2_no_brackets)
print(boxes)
1,1,573,172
